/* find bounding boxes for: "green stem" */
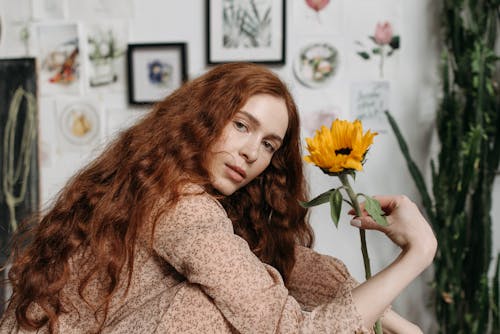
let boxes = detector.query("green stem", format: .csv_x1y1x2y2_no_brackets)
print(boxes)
338,173,382,334
379,45,385,78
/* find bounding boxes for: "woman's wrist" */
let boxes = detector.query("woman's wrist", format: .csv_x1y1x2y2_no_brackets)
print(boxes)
404,236,437,268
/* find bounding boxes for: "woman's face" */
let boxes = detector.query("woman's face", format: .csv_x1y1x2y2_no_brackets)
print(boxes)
208,94,289,196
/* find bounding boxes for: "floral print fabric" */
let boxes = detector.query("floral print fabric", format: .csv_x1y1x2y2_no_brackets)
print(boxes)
0,189,371,333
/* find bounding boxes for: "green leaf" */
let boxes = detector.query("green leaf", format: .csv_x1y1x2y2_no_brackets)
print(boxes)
329,190,343,227
299,189,334,208
385,111,434,222
357,51,370,60
362,195,388,226
389,36,400,49
372,47,381,54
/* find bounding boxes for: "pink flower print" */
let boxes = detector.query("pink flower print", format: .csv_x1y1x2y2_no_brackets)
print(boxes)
374,21,393,45
305,0,330,12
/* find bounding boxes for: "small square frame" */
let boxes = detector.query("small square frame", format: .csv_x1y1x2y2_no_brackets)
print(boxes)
127,43,187,105
206,0,286,65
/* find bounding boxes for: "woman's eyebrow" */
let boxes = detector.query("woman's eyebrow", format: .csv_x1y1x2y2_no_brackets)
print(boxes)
238,111,284,143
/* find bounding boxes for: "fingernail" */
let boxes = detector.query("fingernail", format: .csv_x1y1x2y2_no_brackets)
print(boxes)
350,219,362,227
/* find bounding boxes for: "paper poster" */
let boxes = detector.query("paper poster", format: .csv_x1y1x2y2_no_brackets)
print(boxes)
350,81,390,133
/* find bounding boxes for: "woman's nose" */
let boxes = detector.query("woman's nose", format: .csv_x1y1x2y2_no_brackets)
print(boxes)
239,138,259,163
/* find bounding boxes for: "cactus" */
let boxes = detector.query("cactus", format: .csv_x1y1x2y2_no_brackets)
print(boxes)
385,0,499,332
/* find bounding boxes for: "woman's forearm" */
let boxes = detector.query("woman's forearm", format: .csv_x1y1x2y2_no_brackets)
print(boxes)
381,310,423,334
351,248,432,328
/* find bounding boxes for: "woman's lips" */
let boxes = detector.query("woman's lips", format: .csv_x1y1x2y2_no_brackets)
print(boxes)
225,164,246,182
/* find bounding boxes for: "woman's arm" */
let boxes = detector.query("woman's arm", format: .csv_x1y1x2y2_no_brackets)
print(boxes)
349,195,437,330
382,310,423,334
152,192,371,333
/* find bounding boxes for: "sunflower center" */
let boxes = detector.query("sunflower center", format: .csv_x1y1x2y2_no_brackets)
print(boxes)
335,147,352,156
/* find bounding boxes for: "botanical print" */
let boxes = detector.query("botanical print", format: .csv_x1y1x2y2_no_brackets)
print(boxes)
305,0,330,23
86,21,127,91
293,0,341,35
222,0,272,48
37,23,82,95
355,21,400,78
208,0,284,63
293,42,339,88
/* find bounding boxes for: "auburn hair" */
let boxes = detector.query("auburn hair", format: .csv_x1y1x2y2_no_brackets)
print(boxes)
6,62,313,332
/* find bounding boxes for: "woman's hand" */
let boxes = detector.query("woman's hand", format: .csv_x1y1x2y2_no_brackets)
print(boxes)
349,195,437,328
382,309,424,334
350,195,437,266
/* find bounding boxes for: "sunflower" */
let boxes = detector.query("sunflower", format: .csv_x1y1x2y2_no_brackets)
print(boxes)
304,119,377,174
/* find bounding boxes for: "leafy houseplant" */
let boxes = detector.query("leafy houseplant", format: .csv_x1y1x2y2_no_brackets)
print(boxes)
385,0,500,332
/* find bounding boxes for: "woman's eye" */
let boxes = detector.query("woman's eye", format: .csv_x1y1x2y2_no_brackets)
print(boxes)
263,141,276,153
234,121,248,132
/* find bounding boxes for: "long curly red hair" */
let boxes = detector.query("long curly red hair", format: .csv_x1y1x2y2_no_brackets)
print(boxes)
6,62,313,332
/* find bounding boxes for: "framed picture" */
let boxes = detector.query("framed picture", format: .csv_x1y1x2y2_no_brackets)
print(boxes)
206,0,286,65
0,58,39,314
127,43,187,105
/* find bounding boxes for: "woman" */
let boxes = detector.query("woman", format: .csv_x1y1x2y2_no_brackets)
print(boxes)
0,63,436,333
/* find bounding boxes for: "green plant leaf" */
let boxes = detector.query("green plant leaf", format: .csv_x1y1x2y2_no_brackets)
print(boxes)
357,51,370,60
362,195,388,226
329,189,343,227
372,47,381,54
389,35,400,49
299,189,334,208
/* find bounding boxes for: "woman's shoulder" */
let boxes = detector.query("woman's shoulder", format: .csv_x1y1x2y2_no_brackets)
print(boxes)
157,184,230,228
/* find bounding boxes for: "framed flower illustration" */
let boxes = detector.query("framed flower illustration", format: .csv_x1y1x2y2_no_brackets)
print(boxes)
206,0,286,65
127,43,188,105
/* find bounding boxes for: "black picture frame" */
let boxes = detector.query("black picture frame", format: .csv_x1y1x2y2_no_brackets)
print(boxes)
127,43,188,105
206,0,286,65
0,58,39,314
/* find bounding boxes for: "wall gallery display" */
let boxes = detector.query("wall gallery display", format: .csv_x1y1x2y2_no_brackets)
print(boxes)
127,43,187,105
206,0,286,65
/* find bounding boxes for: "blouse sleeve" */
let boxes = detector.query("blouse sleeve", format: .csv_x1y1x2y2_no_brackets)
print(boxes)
287,246,360,311
152,192,371,334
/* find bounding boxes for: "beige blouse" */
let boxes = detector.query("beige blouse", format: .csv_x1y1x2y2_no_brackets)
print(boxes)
0,189,373,333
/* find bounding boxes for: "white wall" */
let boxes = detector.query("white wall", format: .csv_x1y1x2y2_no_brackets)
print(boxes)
0,1,498,333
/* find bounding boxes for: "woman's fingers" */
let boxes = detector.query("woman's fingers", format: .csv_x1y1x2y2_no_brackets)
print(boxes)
350,215,388,232
347,195,402,216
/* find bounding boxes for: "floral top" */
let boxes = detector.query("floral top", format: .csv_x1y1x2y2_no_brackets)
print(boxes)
0,188,372,333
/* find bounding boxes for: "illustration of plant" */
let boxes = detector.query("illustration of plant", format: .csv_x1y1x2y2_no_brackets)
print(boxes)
88,29,125,87
304,0,330,23
356,21,400,78
222,0,271,48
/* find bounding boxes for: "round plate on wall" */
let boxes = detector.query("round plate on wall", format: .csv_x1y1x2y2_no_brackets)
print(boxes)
293,42,339,88
59,102,100,145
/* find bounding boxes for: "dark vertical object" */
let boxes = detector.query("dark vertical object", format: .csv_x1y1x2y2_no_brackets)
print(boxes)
0,58,39,315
